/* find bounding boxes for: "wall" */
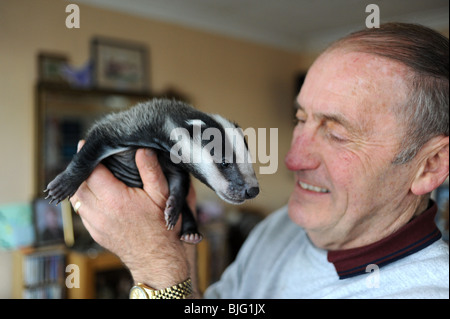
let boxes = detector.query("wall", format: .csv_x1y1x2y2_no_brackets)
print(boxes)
0,0,307,297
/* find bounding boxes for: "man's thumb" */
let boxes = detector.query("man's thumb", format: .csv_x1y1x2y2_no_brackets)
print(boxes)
135,148,169,210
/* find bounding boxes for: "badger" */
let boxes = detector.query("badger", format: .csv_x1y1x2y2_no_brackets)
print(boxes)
44,98,259,244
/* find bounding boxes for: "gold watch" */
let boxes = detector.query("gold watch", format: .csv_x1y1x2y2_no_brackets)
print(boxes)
129,278,193,299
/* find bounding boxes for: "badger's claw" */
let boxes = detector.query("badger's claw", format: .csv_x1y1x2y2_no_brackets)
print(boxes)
180,232,203,245
44,173,77,205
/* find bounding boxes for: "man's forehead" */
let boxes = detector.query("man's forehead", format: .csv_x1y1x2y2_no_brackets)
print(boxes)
298,50,408,121
311,51,405,88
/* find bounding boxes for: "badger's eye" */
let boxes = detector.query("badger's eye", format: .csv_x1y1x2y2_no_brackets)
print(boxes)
221,159,230,168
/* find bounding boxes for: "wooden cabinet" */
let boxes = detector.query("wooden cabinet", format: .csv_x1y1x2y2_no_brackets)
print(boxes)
66,250,130,299
12,246,67,299
35,83,153,195
12,246,132,299
27,84,212,298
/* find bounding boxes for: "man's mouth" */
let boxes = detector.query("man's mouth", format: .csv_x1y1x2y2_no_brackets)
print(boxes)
298,181,330,194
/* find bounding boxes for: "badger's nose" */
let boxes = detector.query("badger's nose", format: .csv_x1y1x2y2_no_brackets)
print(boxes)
245,187,260,199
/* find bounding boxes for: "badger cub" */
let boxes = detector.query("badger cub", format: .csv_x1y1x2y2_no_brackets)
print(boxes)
45,98,259,244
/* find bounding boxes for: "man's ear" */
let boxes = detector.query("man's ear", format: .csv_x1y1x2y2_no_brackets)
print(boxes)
411,136,449,196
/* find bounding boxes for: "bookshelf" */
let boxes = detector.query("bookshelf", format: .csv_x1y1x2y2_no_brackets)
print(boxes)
12,246,66,299
29,82,216,299
12,246,132,299
12,242,211,298
66,250,129,299
25,83,150,299
28,81,232,298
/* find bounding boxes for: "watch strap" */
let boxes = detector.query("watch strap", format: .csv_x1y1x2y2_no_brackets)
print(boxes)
131,278,193,299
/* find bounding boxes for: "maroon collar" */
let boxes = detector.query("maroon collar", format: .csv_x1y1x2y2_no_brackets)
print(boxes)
327,202,441,279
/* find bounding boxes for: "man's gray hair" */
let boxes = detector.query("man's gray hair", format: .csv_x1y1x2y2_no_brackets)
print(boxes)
327,23,449,164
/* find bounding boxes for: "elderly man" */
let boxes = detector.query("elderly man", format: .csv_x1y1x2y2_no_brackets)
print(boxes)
70,23,449,298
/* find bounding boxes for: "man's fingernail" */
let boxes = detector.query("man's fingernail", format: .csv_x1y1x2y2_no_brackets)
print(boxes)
77,140,83,152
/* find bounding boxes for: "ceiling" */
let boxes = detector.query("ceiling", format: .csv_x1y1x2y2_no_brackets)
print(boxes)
74,0,449,53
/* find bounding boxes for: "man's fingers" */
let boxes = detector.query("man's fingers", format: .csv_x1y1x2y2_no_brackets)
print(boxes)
85,162,126,198
75,142,169,210
76,139,124,200
135,148,169,210
69,181,96,218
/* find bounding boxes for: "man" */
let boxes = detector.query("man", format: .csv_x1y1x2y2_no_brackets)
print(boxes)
70,23,449,298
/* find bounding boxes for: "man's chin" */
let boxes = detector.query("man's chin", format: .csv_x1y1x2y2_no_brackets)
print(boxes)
287,196,330,231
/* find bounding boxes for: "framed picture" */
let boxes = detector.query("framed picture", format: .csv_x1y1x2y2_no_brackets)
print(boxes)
0,202,34,249
91,37,149,92
38,53,69,84
33,198,66,246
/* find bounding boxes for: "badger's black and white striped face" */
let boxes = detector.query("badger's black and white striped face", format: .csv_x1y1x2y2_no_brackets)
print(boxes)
166,113,259,204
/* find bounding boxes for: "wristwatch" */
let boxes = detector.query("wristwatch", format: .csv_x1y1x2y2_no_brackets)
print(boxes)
129,278,193,299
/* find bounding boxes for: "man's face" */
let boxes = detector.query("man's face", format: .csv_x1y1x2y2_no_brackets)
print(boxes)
285,50,416,249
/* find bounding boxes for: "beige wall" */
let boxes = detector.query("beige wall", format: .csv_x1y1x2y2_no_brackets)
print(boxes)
0,0,309,213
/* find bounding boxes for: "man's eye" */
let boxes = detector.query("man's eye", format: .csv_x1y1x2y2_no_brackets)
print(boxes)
323,122,349,143
325,127,348,143
327,133,347,143
294,117,306,125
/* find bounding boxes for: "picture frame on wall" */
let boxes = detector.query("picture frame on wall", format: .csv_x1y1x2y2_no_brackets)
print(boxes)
38,53,69,84
91,37,149,93
33,198,65,246
33,198,74,247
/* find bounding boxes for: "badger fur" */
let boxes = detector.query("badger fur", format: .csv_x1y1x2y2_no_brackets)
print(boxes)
45,98,259,244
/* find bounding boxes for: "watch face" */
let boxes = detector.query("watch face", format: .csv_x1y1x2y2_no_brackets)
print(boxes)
129,286,148,299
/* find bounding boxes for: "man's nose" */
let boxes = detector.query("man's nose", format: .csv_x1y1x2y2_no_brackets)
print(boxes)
284,129,321,171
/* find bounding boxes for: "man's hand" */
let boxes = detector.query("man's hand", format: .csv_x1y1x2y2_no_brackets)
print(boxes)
69,141,197,291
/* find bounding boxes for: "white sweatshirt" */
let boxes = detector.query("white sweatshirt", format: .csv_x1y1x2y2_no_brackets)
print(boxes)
205,202,449,299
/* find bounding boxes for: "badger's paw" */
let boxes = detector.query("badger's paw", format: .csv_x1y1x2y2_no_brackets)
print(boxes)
44,173,78,205
180,232,203,245
164,195,181,230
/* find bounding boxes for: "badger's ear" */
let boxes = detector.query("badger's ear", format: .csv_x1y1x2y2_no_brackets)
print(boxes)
185,119,206,127
184,119,206,138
